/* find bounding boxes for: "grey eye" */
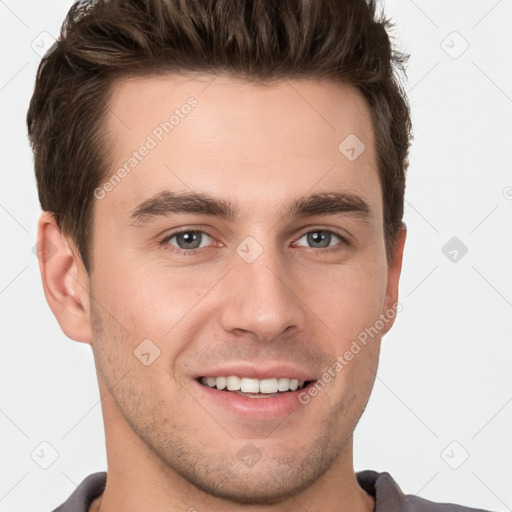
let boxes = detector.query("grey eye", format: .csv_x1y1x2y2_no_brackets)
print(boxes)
296,230,342,249
167,231,212,250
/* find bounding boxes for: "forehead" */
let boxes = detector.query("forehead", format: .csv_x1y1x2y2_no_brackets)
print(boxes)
98,73,381,224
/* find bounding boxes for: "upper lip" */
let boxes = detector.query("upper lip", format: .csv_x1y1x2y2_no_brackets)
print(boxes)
194,364,316,382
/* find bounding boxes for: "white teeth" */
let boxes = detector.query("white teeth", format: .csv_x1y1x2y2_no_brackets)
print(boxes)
240,377,260,393
259,378,278,394
216,376,227,390
200,375,309,393
277,377,290,392
226,376,241,391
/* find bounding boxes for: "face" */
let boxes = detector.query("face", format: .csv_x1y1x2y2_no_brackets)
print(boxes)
86,73,404,504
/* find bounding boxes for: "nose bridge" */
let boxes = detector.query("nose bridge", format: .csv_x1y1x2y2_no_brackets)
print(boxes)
219,236,305,340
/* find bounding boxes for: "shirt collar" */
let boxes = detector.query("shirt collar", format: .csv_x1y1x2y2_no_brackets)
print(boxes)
61,469,410,512
356,469,410,512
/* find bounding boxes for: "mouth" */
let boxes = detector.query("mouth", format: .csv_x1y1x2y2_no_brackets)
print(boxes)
196,376,315,398
192,365,319,419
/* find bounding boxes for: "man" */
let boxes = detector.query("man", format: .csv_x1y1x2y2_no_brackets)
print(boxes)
27,0,494,511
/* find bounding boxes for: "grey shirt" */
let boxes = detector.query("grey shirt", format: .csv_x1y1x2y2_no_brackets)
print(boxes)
51,470,496,512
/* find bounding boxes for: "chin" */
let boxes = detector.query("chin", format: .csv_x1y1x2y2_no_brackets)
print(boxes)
165,441,341,506
184,468,315,505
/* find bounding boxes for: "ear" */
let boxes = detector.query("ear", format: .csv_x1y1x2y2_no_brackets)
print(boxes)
35,211,93,344
382,222,407,334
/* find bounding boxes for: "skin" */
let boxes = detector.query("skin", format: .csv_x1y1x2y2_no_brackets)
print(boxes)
37,73,406,512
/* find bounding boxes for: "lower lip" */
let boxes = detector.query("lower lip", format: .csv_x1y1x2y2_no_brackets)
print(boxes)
193,379,316,420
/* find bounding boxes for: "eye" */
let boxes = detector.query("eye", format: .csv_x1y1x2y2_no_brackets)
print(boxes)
160,230,214,253
294,229,348,250
159,228,349,256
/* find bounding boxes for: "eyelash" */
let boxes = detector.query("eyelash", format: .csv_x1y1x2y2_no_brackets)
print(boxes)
158,228,350,256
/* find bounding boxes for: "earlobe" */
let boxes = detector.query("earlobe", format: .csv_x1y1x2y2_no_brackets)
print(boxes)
382,222,407,333
35,212,93,344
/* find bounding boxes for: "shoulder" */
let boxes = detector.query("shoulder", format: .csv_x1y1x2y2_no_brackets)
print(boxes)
51,472,106,512
356,470,498,512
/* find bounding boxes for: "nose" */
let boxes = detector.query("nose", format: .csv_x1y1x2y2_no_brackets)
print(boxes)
219,241,307,342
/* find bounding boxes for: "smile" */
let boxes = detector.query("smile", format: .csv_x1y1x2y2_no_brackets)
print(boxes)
198,376,310,396
194,375,317,419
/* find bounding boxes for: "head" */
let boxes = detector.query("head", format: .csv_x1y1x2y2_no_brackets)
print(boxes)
29,0,411,505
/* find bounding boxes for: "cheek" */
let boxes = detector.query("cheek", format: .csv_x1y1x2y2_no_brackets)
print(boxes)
300,259,386,403
303,258,388,343
93,254,208,336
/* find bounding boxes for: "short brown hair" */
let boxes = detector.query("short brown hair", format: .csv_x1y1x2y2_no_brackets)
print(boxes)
27,0,411,274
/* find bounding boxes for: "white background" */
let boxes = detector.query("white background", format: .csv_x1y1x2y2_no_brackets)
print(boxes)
1,1,511,511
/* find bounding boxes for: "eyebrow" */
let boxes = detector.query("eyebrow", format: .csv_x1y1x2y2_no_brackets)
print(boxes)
126,189,372,227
